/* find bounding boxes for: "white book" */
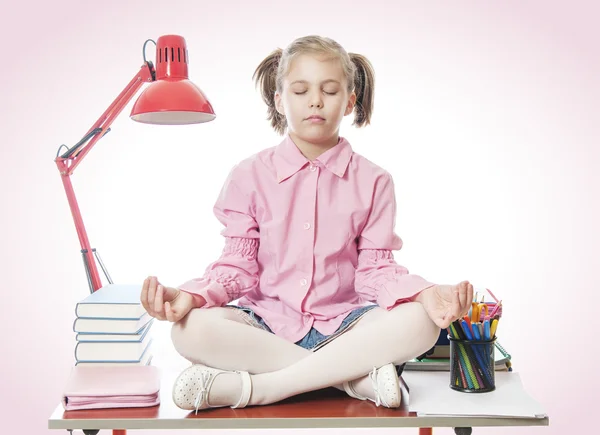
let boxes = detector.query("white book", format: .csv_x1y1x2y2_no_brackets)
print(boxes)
74,324,153,362
76,319,154,342
73,312,151,334
75,350,153,367
75,284,145,319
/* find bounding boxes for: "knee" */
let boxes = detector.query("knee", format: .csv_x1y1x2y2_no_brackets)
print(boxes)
412,303,440,349
391,302,440,351
170,308,222,360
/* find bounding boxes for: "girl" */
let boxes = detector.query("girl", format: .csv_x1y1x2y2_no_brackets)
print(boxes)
141,35,473,412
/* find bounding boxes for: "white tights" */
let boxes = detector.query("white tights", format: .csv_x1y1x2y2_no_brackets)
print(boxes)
170,302,439,406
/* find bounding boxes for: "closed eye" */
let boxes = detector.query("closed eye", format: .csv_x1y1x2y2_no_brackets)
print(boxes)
293,91,338,95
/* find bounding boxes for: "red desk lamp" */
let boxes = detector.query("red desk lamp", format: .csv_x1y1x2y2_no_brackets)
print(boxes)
55,35,215,295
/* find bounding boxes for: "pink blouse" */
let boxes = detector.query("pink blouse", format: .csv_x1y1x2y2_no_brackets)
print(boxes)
178,134,436,343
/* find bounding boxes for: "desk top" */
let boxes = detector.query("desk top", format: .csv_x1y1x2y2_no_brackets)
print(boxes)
48,369,549,431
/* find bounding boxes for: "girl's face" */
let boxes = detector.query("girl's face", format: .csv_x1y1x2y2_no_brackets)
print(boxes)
275,54,356,144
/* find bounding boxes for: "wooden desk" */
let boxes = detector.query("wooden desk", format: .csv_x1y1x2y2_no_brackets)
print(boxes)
48,369,548,435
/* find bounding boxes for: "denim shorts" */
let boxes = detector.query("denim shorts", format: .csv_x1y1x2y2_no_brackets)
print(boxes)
227,304,378,351
227,304,406,377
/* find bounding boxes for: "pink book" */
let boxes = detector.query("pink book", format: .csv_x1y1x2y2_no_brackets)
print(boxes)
62,365,160,411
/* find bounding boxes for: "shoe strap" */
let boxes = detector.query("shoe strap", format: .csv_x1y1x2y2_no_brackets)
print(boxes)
194,370,219,413
231,371,252,409
343,380,368,401
369,366,383,407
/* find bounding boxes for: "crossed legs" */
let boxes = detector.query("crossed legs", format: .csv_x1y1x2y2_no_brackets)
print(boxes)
171,302,439,406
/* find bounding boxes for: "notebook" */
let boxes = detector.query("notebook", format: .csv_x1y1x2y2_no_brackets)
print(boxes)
62,365,160,410
405,341,512,371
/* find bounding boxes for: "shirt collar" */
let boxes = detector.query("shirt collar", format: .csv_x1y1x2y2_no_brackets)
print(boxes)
274,134,353,183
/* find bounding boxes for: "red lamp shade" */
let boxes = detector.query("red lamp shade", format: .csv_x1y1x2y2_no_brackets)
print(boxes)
130,35,216,125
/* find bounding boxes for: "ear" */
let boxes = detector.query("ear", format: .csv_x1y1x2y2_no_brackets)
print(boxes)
274,91,285,115
344,92,357,116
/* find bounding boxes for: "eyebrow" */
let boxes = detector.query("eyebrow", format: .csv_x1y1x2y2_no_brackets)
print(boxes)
289,79,341,86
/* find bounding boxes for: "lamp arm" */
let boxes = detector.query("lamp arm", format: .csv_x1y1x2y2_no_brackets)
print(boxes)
57,63,155,173
54,62,155,293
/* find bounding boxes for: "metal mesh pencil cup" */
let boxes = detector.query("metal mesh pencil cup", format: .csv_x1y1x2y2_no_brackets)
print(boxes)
449,336,496,393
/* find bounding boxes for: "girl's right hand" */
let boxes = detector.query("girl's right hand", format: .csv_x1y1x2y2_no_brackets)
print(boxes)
141,276,194,322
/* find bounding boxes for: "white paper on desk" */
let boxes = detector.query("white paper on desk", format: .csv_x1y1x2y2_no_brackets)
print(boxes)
403,371,547,418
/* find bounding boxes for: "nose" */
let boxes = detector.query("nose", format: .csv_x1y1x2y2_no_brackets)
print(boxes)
309,92,323,109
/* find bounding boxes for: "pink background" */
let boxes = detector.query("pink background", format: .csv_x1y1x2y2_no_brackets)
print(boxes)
1,0,597,434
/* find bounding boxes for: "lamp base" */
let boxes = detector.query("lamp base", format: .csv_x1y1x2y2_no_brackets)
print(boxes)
81,248,113,293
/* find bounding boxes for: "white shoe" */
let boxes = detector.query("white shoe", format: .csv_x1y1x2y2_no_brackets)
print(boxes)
172,364,252,413
343,363,401,408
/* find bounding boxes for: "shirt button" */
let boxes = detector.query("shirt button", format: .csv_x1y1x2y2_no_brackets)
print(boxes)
303,222,311,230
300,278,308,286
309,165,317,172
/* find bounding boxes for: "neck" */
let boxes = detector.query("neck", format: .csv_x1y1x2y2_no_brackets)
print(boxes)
289,131,340,161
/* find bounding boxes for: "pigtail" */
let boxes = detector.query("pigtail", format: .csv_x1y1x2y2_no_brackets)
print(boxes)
349,53,375,127
252,48,287,135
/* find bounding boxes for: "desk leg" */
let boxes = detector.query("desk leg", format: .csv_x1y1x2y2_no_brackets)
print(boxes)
419,428,432,435
113,430,126,435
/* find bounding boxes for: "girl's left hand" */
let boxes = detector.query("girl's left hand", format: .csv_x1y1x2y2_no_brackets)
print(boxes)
415,281,473,329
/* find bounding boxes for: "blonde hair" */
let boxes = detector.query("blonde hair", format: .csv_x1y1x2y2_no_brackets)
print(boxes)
252,35,375,135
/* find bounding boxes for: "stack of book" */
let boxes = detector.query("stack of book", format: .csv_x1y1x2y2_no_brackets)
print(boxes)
73,284,154,366
405,341,512,372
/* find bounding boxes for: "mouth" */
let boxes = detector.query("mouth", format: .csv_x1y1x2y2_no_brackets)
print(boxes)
306,115,325,121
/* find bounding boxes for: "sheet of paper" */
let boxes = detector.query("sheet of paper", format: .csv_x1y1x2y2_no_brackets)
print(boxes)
402,371,547,418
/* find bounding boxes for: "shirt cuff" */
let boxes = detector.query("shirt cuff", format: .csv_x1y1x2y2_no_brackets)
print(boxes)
178,280,229,309
378,274,437,310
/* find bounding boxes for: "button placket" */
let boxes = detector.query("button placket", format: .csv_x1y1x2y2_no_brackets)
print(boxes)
295,159,319,309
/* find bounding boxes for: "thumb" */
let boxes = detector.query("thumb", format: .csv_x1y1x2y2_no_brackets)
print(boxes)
163,286,181,302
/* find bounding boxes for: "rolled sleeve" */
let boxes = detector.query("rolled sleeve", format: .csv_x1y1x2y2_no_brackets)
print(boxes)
354,249,435,309
355,173,435,308
178,166,260,308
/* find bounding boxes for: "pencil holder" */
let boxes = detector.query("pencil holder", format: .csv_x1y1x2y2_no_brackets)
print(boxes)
449,336,496,393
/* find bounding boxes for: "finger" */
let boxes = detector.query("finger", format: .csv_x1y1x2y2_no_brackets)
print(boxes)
451,287,462,320
458,281,467,311
147,276,157,314
461,281,471,315
154,285,166,318
467,283,474,311
164,286,180,302
146,278,158,318
165,301,175,322
140,276,150,313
